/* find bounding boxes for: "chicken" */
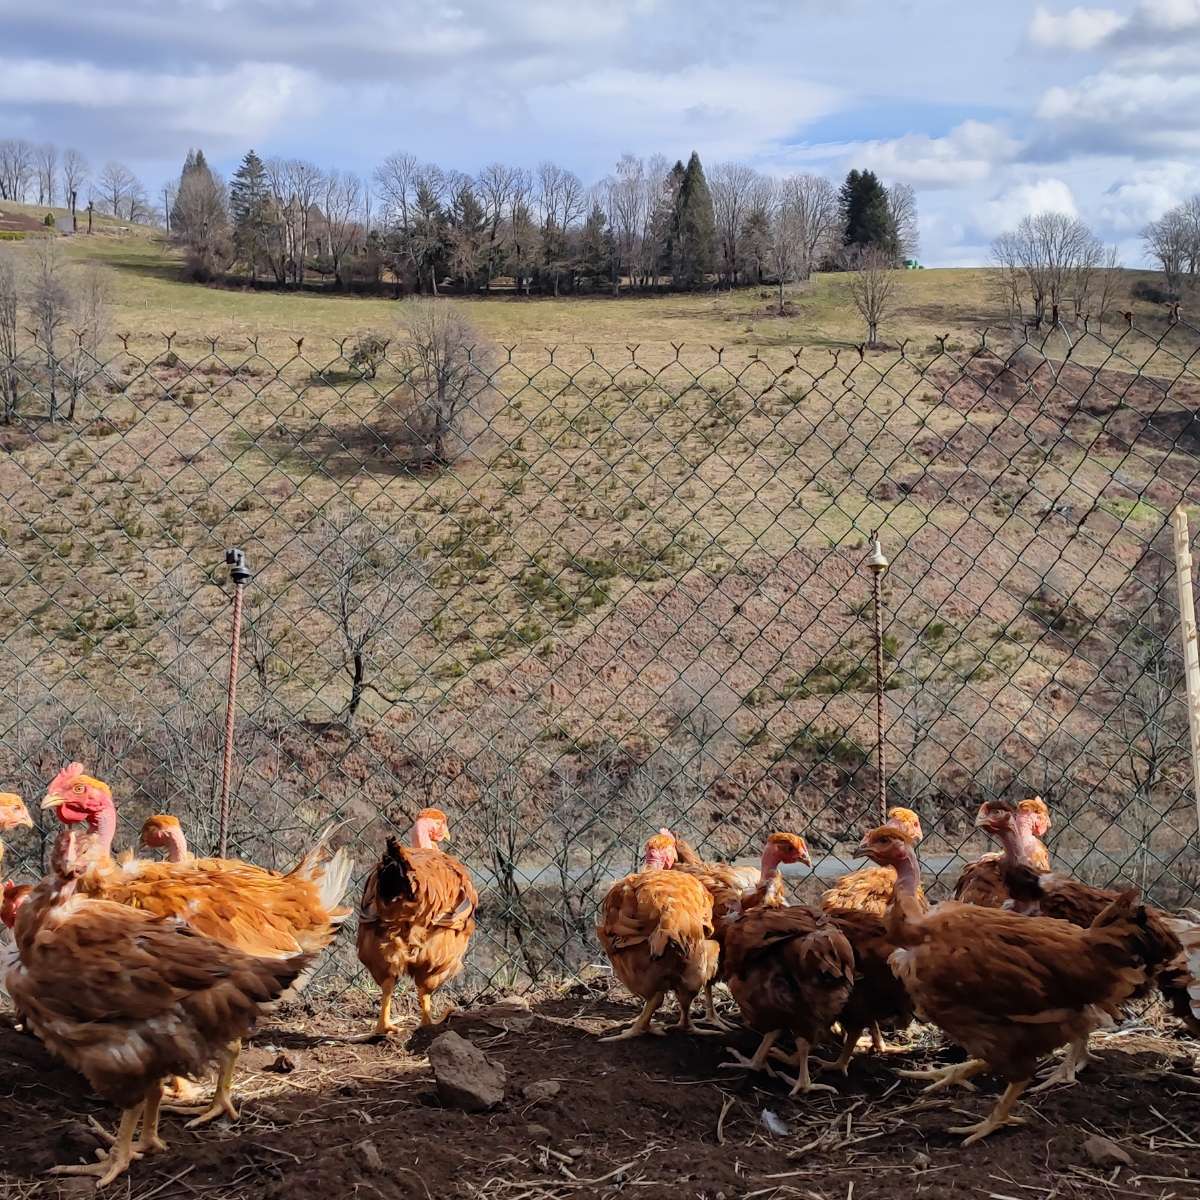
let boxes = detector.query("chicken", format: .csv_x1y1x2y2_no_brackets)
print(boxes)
1005,861,1200,1041
356,808,478,1035
41,762,353,1124
717,872,855,1096
0,792,33,877
953,797,1051,907
643,828,762,1029
1,881,32,1012
597,865,719,1041
6,833,311,1187
821,806,924,917
139,814,191,862
818,906,916,1073
857,824,1180,1143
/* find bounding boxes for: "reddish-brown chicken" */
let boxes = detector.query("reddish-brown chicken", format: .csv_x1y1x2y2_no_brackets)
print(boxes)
717,863,855,1095
6,834,310,1187
139,814,192,862
0,792,32,880
41,762,353,1124
821,806,924,916
858,825,1180,1143
1005,861,1200,1041
953,797,1051,907
644,828,765,1028
597,863,720,1040
356,808,478,1035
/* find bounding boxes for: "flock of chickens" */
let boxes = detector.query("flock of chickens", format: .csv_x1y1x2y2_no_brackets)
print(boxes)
0,766,1199,1189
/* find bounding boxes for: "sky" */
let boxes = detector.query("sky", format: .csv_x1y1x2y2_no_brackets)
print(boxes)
1,0,1199,266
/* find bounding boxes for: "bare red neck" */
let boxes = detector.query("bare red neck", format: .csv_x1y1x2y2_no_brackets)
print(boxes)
163,825,189,863
411,818,438,850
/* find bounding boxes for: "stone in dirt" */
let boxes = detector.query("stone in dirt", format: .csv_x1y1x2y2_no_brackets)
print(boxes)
522,1079,561,1103
356,1139,385,1173
1083,1135,1133,1168
428,1030,506,1111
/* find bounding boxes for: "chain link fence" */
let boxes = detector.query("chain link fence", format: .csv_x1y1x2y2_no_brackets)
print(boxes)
1,312,1199,999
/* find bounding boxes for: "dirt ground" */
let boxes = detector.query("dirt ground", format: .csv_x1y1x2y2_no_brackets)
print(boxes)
2,984,1198,1200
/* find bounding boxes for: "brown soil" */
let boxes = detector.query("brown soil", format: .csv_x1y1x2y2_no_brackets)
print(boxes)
2,991,1198,1199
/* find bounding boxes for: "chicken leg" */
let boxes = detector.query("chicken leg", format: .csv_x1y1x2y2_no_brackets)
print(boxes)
375,979,398,1036
419,986,454,1027
897,1057,988,1093
719,1028,781,1074
812,1024,864,1075
1029,1038,1096,1093
692,983,737,1034
90,1081,167,1157
165,1041,241,1127
780,1038,838,1096
668,988,699,1033
947,1079,1029,1145
600,992,666,1041
51,1102,143,1188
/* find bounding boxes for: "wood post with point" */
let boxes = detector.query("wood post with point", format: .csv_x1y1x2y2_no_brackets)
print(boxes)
1172,508,1200,836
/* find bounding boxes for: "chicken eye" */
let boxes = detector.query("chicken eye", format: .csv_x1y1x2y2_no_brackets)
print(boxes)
72,784,85,794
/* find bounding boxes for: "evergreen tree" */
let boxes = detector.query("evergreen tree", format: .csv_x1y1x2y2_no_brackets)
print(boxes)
170,147,229,282
839,169,897,261
577,203,616,291
447,183,486,290
411,181,448,294
229,150,270,284
668,151,717,290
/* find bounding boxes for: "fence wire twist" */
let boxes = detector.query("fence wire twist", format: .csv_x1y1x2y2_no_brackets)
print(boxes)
1,318,1199,999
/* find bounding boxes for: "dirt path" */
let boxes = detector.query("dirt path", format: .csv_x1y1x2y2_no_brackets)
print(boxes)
2,988,1198,1199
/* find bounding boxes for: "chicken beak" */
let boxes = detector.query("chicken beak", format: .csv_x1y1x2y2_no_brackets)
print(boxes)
15,811,33,828
853,840,872,860
41,793,67,810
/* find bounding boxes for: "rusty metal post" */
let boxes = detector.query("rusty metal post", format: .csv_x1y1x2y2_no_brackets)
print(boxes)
218,548,252,858
867,531,889,823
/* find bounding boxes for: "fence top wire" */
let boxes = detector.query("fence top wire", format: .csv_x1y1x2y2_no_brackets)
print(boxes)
1,319,1198,996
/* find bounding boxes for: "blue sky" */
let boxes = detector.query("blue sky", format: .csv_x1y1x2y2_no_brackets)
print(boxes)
1,0,1198,266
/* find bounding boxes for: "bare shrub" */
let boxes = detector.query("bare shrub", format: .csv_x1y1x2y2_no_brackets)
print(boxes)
848,247,898,347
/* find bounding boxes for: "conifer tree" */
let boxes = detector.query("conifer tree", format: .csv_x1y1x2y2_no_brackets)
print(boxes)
230,150,270,283
839,169,897,261
668,152,717,289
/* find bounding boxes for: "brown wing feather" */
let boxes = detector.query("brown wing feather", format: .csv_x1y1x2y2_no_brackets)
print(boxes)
8,888,309,1109
825,907,913,1033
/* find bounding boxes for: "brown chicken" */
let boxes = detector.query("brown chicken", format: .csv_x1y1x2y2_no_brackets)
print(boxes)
0,792,33,879
953,797,1051,907
6,833,310,1187
717,871,855,1095
41,762,353,1124
858,825,1180,1143
1005,861,1200,1041
821,806,924,916
597,863,720,1040
356,808,478,1035
139,814,192,862
644,828,767,1028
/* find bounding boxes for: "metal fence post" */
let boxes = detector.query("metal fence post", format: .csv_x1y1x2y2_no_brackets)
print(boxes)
219,547,252,859
867,531,889,823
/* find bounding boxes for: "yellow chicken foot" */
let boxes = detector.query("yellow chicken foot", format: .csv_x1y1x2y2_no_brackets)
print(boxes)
811,1027,861,1075
162,1075,207,1105
87,1083,167,1156
668,989,698,1032
870,1022,886,1053
781,1039,839,1096
897,1057,988,1093
948,1079,1029,1145
1028,1038,1094,1093
52,1103,142,1188
691,983,737,1035
419,988,454,1027
600,992,666,1042
719,1029,781,1074
166,1041,241,1127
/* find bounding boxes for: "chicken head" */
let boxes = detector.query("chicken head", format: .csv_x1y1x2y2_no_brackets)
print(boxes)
885,806,923,843
760,832,811,877
411,807,451,850
1,880,31,928
643,831,678,871
0,794,32,832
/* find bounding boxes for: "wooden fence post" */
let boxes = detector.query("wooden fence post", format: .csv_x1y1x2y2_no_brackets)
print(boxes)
1172,507,1200,835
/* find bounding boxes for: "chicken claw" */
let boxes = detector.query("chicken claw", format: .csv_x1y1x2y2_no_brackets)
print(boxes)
947,1080,1029,1145
600,993,666,1042
52,1106,141,1189
897,1057,987,1093
1029,1039,1095,1093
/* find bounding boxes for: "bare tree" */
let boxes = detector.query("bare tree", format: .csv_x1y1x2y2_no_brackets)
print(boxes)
307,505,429,724
34,143,58,208
992,211,1100,327
1094,245,1122,330
710,162,759,288
61,149,88,224
0,250,18,422
64,265,111,420
888,182,919,262
172,162,230,281
97,161,138,219
476,162,518,291
26,240,72,420
990,229,1025,322
0,139,35,201
1143,200,1200,294
285,160,323,285
397,300,495,464
322,170,364,288
783,174,839,280
848,247,898,347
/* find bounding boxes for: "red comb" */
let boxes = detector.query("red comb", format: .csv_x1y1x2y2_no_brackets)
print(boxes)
49,762,86,792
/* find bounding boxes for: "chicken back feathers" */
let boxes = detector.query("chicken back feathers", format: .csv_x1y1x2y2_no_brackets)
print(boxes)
7,881,311,1109
720,904,854,1042
356,836,478,996
598,869,719,1002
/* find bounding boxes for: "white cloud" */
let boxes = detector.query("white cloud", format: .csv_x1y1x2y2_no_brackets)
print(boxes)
834,121,1018,189
976,178,1079,233
1028,5,1123,50
0,58,318,141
